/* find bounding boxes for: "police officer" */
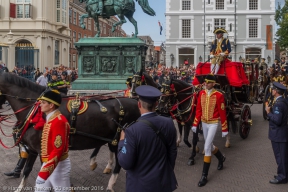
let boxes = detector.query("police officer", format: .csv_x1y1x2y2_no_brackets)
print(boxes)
118,85,178,192
191,74,228,187
265,82,288,184
48,71,69,95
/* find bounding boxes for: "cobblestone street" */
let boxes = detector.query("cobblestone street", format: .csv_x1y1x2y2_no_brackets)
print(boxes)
0,103,288,192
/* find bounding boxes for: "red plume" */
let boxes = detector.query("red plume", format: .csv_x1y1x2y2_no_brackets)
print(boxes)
141,75,145,82
170,84,175,92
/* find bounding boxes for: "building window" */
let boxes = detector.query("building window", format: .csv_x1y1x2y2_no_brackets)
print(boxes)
230,0,233,4
249,19,258,38
182,19,191,38
78,33,81,40
214,19,226,30
103,24,106,34
73,11,76,25
230,23,232,32
208,23,210,32
16,0,32,18
88,19,91,30
84,34,87,38
249,0,258,10
208,0,211,4
179,48,194,66
182,0,191,10
216,0,224,10
245,48,261,60
79,15,81,27
56,0,67,24
73,31,76,45
69,9,72,23
55,40,59,65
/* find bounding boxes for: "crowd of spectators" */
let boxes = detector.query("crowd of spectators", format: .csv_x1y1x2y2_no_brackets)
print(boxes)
11,64,78,86
145,63,196,84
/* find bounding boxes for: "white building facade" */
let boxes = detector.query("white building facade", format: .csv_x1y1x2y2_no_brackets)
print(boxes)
0,0,70,71
165,0,276,67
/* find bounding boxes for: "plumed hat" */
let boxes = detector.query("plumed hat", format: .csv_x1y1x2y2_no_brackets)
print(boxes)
213,28,228,34
38,90,62,106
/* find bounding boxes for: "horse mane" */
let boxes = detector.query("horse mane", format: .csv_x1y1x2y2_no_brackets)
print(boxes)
143,72,157,88
0,71,46,93
172,79,193,89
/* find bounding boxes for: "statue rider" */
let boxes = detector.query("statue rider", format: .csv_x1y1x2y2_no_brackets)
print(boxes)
209,28,231,75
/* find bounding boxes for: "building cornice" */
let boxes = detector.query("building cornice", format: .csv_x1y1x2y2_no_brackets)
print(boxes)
166,11,275,16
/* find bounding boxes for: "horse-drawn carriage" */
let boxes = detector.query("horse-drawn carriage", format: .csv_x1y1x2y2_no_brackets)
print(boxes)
193,59,253,139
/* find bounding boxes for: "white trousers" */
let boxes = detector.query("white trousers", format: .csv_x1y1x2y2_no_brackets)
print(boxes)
202,122,218,156
35,158,71,192
211,64,220,74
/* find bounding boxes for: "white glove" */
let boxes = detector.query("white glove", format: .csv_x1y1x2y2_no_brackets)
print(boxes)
209,55,214,59
222,132,228,138
220,52,226,56
36,176,45,185
191,126,197,133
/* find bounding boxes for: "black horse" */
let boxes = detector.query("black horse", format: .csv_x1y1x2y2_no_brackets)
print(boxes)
0,70,140,192
157,79,203,165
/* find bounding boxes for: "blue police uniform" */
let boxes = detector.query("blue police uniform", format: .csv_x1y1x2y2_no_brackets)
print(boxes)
118,85,178,192
267,82,288,184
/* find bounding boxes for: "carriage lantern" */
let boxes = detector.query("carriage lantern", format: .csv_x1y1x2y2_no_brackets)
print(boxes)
199,55,202,62
239,56,242,61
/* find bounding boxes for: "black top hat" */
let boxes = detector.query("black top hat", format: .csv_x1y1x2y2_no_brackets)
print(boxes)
272,82,287,91
213,28,228,34
38,90,62,106
136,85,162,104
204,74,216,83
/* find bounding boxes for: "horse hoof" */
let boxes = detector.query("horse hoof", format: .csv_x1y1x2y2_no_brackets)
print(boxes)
90,162,97,171
187,159,195,166
225,143,230,148
196,146,199,153
103,168,112,174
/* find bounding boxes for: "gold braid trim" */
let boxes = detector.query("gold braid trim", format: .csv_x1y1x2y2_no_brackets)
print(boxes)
41,123,51,157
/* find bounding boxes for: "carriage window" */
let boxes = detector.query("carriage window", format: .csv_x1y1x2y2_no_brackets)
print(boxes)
245,48,261,60
182,0,191,10
179,48,194,67
182,19,191,38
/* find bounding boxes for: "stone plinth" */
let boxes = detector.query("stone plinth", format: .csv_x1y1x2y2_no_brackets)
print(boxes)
72,37,147,90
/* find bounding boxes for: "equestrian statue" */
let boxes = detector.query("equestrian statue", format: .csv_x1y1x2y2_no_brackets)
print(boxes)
79,0,156,37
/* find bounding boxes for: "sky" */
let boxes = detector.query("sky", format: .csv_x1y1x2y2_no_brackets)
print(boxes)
121,0,165,46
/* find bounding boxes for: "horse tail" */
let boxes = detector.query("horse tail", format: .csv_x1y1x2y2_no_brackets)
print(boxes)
137,0,156,16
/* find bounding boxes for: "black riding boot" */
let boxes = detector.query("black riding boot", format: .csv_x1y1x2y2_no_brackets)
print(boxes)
198,162,210,187
214,149,226,170
4,158,27,178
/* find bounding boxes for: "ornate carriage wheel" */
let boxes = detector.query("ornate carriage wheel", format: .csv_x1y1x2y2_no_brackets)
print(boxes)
262,85,270,120
239,105,252,139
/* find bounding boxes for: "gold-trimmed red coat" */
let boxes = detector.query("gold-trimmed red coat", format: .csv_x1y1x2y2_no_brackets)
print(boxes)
192,89,228,132
38,110,70,180
124,88,131,97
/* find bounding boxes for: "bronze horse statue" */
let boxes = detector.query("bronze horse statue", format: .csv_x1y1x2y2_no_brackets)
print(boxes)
79,0,156,37
0,70,140,192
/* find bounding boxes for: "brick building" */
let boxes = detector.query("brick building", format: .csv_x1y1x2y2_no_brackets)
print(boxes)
69,0,126,68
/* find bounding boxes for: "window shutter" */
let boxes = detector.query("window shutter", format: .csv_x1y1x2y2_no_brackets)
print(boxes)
29,4,32,18
10,3,16,18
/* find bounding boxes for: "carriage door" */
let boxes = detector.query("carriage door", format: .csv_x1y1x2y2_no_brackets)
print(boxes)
15,40,39,81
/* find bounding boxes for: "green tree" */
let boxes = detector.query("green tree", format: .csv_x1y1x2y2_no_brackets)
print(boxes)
275,1,288,48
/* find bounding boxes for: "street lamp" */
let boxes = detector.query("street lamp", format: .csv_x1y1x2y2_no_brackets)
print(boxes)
199,55,202,62
267,55,271,64
239,56,242,61
170,53,174,66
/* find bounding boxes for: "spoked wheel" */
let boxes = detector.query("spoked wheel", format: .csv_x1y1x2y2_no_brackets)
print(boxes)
239,105,252,139
263,85,270,120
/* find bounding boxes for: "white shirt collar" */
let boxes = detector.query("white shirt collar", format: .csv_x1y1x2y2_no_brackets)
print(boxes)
46,109,58,122
141,112,154,117
275,95,282,101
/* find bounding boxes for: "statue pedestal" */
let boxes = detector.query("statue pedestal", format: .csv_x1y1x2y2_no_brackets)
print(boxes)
72,37,147,90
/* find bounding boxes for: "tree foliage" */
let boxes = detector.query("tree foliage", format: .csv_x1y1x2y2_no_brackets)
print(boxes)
275,1,288,48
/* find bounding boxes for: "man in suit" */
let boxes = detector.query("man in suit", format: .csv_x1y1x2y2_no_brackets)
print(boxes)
118,85,178,192
209,28,231,74
266,82,288,184
191,74,228,187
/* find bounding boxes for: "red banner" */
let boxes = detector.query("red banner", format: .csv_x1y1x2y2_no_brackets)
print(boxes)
266,25,273,50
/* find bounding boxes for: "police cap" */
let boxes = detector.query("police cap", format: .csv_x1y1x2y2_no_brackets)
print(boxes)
205,74,216,83
136,85,162,104
272,82,287,91
51,71,58,76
